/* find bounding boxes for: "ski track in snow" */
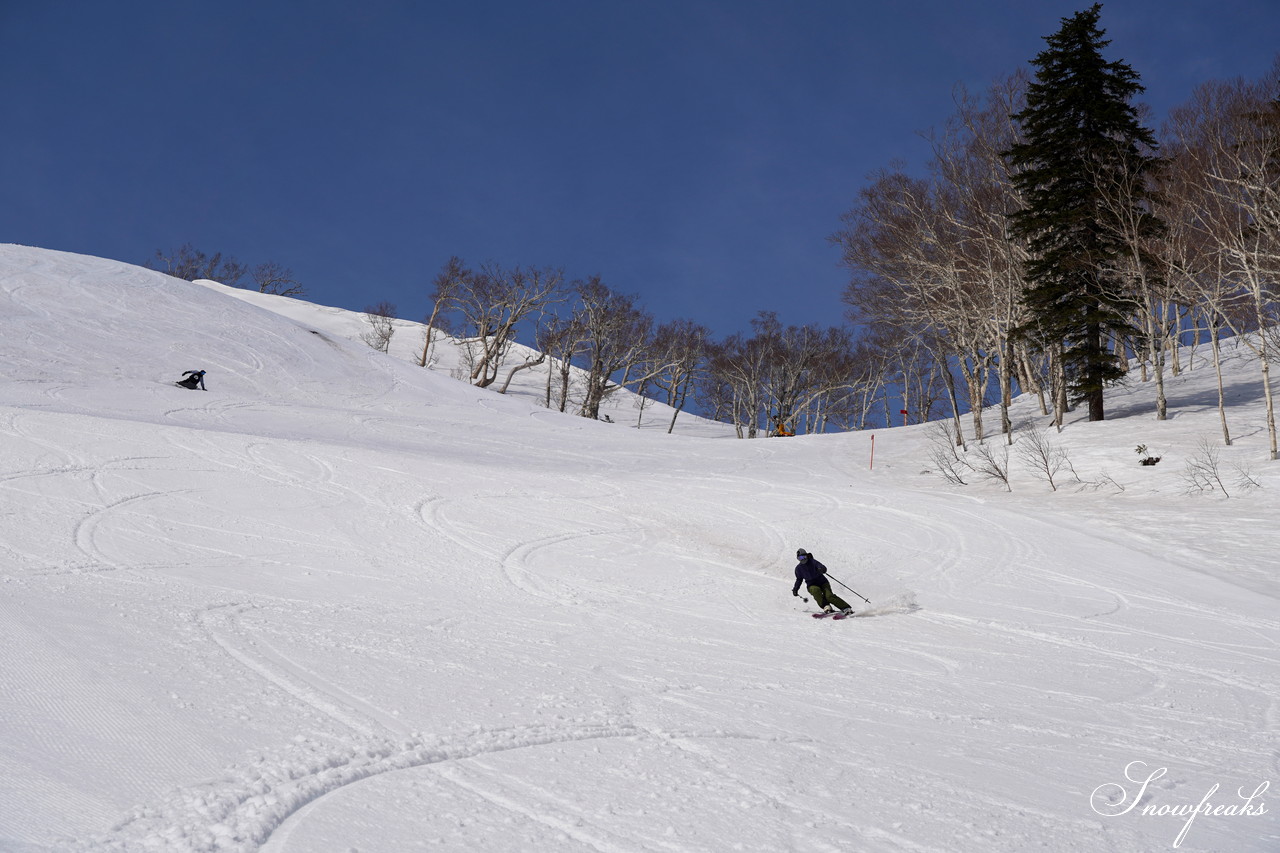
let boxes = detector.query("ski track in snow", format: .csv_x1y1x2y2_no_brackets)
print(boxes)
197,604,410,739
73,723,645,853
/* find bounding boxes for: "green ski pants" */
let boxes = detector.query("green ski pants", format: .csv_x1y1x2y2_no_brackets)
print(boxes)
808,583,850,611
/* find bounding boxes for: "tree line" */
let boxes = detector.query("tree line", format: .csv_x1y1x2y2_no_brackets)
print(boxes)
388,257,882,437
148,244,305,297
153,6,1280,456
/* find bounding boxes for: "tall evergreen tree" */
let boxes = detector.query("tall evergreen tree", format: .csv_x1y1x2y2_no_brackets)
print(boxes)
1006,3,1161,421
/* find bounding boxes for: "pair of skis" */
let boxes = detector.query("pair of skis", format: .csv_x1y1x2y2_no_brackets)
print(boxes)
811,610,853,620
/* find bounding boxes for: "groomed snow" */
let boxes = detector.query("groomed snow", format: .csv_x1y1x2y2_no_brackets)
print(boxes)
0,245,1275,852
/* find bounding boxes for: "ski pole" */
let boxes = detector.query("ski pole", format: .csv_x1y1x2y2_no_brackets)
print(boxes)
825,573,870,604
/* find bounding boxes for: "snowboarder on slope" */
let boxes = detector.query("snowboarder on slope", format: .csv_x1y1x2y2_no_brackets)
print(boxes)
791,548,852,614
176,369,207,390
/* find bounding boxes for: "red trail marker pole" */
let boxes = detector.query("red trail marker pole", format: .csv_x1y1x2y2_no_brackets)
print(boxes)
870,434,875,470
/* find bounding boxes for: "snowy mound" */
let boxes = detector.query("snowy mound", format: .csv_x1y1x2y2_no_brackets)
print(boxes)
0,245,558,432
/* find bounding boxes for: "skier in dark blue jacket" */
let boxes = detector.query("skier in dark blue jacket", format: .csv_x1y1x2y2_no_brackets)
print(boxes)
791,548,852,614
176,369,207,390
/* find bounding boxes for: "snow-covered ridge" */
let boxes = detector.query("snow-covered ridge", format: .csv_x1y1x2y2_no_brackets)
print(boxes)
190,269,733,438
1,245,1276,853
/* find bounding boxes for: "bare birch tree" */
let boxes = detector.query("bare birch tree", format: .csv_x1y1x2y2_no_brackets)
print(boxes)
645,319,711,434
359,301,397,353
418,257,465,368
249,261,305,296
572,278,654,420
436,259,565,389
1086,142,1171,419
539,316,585,412
931,75,1032,441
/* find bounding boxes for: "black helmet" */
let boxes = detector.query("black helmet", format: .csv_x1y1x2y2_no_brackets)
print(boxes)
796,548,809,558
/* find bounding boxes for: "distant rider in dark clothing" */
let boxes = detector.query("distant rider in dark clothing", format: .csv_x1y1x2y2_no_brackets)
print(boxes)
791,548,852,614
176,369,207,390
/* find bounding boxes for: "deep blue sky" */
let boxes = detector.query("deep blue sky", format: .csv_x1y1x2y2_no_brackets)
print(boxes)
3,1,1277,339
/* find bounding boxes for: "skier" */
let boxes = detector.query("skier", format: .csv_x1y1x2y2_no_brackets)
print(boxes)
176,369,207,390
791,548,852,615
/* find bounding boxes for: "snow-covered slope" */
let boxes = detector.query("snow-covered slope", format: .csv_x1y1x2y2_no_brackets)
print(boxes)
1,245,1276,853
